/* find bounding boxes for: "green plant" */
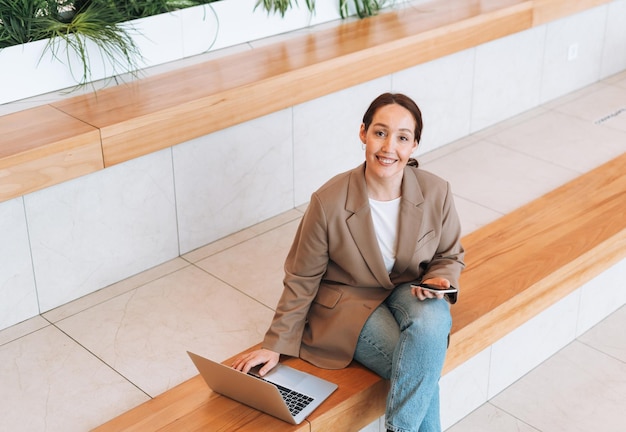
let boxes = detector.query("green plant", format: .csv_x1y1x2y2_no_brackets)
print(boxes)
0,0,52,47
254,0,315,18
0,0,219,85
339,0,387,18
255,0,389,19
111,0,212,21
42,0,141,84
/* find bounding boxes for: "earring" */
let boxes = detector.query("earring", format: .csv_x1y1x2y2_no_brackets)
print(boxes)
361,142,366,150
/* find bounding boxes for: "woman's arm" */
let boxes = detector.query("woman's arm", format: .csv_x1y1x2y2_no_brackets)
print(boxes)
262,193,330,355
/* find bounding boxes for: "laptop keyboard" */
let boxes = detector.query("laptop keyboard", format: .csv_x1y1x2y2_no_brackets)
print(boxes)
248,373,315,416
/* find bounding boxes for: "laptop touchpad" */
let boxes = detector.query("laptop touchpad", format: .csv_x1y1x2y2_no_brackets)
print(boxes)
266,365,307,388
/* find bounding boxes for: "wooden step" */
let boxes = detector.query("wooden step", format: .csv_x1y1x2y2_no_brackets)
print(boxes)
93,152,626,431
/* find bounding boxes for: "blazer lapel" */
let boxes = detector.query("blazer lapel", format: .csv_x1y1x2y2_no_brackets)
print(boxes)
345,165,395,289
391,167,425,278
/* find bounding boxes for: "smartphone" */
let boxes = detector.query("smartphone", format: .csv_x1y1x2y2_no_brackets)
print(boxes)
411,283,458,295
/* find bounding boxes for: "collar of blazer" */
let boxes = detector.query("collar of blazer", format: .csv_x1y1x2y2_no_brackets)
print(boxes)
345,164,426,288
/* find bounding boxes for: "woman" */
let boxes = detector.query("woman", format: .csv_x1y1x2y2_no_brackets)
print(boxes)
233,93,465,432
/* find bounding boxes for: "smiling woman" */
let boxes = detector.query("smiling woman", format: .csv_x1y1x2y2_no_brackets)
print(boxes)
233,92,464,432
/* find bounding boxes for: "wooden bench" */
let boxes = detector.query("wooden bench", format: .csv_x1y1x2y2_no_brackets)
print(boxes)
1,0,612,203
93,152,626,431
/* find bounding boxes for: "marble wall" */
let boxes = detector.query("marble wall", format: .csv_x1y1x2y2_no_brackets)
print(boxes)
1,1,625,331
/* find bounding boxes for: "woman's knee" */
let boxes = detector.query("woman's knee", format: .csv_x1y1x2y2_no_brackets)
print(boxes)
396,299,451,338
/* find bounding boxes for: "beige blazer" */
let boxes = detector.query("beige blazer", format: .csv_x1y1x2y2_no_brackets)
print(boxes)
263,163,465,369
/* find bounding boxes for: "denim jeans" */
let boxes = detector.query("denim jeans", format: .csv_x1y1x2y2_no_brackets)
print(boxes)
353,283,452,432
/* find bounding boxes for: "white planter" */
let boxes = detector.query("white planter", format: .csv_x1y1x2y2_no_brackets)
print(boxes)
0,36,112,105
0,0,343,106
209,0,341,51
128,4,221,68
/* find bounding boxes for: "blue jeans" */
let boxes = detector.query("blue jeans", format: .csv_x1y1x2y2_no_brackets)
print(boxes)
353,283,451,432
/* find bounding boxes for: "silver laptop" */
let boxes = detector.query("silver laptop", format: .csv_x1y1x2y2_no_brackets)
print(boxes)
187,351,338,425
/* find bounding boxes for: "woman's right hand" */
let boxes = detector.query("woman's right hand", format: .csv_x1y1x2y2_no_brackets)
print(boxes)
231,348,280,376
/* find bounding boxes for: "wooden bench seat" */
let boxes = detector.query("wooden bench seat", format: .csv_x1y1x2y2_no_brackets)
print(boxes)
2,0,611,203
0,106,103,201
93,152,626,431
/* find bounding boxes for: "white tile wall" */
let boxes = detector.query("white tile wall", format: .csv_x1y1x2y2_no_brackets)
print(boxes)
1,1,624,331
487,291,580,398
0,198,37,329
25,149,179,312
173,108,294,253
292,77,391,206
393,49,475,154
440,348,492,429
540,6,607,103
471,26,545,132
576,257,626,335
601,0,626,78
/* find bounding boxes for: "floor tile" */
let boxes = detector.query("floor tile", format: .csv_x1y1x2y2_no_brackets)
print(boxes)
484,110,626,174
578,305,626,363
181,209,302,263
421,140,579,214
553,83,626,133
446,403,540,432
490,340,626,432
0,315,49,347
417,134,481,164
55,265,274,397
469,106,548,140
195,220,301,309
43,257,190,323
540,81,607,111
452,195,504,236
602,69,626,86
0,326,148,432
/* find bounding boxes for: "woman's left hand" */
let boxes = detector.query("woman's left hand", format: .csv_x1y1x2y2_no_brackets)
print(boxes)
412,277,451,301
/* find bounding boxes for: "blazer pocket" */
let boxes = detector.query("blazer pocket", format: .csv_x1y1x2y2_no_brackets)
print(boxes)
415,230,436,252
313,285,343,309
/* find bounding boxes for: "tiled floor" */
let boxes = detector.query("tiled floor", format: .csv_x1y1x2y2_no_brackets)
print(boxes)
1,72,625,432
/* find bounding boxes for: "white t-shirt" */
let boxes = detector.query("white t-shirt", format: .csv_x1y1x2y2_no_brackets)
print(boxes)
369,197,401,273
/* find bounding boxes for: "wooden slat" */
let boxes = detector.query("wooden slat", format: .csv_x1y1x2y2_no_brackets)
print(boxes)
51,0,533,166
93,345,386,432
532,0,613,26
91,373,308,431
444,152,626,373
1,0,610,198
0,106,103,201
94,153,626,431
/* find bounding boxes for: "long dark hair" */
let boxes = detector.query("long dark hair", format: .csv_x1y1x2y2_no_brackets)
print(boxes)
362,93,424,144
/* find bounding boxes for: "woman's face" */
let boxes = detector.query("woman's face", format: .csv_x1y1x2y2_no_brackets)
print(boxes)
360,103,418,182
